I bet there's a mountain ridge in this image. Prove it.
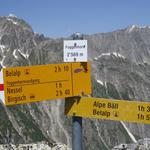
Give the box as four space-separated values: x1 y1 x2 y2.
0 15 150 149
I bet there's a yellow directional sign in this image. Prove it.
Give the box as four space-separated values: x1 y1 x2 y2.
65 97 150 124
2 62 91 105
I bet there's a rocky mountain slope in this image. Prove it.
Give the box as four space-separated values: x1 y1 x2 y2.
0 14 150 149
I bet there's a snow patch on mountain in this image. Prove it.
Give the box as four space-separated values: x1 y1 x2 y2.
120 121 137 143
0 45 5 49
94 52 125 60
112 52 125 58
0 44 6 54
13 49 29 59
0 56 6 68
13 49 19 59
127 24 150 33
113 144 128 149
7 18 18 25
18 49 29 58
97 79 104 86
127 25 137 33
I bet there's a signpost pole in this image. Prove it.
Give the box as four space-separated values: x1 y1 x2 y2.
72 33 83 150
72 115 82 150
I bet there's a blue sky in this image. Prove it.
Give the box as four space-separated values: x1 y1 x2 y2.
1 0 150 37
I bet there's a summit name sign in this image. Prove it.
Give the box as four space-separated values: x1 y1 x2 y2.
0 62 91 105
64 40 87 62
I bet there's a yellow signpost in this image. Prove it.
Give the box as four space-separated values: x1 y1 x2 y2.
65 97 150 124
2 62 91 105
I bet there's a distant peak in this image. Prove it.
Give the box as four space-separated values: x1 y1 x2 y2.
127 24 150 33
8 13 17 18
129 24 138 28
127 25 138 32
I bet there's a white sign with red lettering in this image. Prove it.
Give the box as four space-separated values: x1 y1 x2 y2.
0 70 4 103
63 40 87 62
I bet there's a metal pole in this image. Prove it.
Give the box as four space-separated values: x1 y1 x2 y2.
72 116 82 150
72 33 83 150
